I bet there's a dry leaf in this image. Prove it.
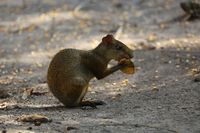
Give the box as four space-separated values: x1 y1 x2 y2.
0 102 20 110
139 42 156 50
147 33 157 42
17 114 52 124
122 79 129 85
22 88 33 100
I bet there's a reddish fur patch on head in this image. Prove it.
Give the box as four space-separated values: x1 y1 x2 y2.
102 34 114 44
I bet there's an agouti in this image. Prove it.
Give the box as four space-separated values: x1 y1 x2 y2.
47 34 134 108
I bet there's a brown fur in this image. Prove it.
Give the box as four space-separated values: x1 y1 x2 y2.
47 34 133 107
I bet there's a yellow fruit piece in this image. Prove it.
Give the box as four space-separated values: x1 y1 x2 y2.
120 60 135 74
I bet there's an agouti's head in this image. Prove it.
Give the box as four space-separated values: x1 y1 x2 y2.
100 34 133 61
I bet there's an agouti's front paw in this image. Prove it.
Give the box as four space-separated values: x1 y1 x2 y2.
119 59 130 66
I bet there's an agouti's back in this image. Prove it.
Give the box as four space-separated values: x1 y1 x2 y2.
47 49 94 106
48 49 80 88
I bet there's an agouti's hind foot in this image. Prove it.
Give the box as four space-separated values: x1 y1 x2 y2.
80 100 106 110
92 100 106 105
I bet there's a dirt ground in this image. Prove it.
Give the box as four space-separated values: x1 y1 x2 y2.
0 0 200 133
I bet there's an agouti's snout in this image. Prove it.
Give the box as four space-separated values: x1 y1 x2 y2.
124 47 134 59
128 52 133 58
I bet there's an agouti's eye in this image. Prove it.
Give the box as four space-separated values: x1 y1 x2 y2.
116 45 122 50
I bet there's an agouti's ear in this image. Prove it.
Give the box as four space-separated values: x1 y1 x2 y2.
102 34 113 44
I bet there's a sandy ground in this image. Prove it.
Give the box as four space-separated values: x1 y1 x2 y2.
0 0 200 133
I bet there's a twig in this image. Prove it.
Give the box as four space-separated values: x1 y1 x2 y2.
114 24 124 40
49 17 56 39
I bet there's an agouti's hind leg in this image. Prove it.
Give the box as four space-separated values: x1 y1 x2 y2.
80 100 106 109
70 77 106 109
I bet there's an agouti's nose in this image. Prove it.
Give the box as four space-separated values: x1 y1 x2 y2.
128 48 134 58
128 50 134 58
125 47 133 58
129 53 133 58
